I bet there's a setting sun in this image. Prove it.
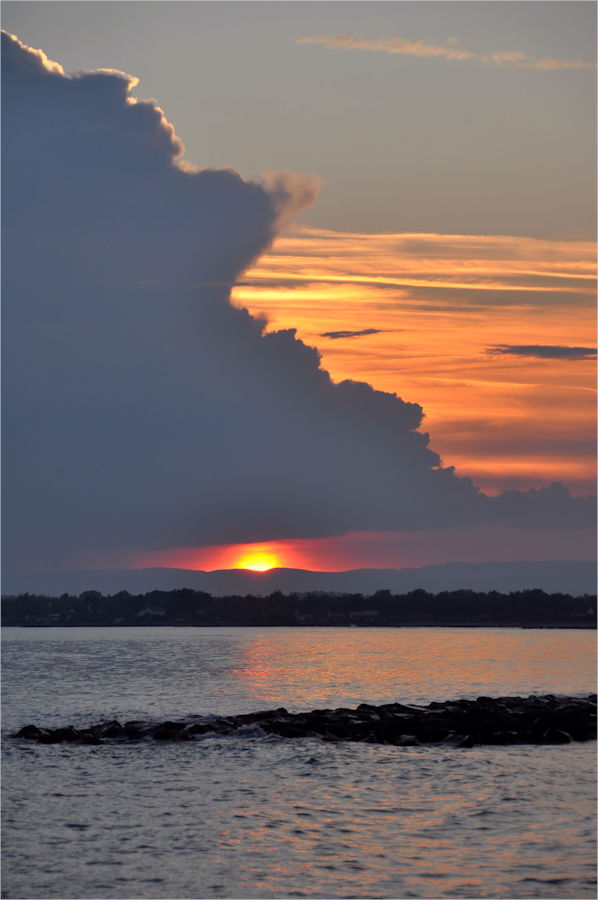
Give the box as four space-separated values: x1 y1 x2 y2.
235 551 280 572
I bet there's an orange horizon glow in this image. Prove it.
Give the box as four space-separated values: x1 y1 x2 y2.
131 524 597 574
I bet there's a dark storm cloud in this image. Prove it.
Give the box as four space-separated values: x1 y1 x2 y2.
487 345 597 361
2 32 595 572
481 482 596 529
320 329 384 339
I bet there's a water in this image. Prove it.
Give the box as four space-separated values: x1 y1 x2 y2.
2 626 596 899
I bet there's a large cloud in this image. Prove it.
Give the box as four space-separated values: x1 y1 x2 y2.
2 32 595 573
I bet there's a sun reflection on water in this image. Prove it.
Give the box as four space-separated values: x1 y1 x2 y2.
228 627 596 710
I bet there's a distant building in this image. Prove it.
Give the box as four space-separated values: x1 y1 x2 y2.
136 606 166 618
350 610 380 619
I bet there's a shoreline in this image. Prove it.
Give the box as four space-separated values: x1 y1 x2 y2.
5 620 596 629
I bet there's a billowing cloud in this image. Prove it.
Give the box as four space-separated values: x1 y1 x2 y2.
487 345 597 361
259 169 326 233
2 32 595 575
297 33 597 71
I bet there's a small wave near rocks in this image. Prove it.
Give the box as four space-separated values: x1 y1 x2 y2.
13 694 597 748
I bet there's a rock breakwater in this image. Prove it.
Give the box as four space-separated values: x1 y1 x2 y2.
13 694 596 748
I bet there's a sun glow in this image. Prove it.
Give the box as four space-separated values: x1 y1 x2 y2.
235 551 280 571
131 523 597 575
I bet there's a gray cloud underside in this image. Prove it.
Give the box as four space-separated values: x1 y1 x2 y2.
320 329 384 340
2 32 595 572
487 345 597 360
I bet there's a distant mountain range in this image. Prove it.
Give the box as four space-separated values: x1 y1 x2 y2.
2 561 596 598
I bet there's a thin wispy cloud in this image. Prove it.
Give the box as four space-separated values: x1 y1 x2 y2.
297 34 596 71
487 345 597 361
320 328 383 340
241 227 597 300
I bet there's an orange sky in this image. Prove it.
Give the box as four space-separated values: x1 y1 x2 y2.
232 227 596 496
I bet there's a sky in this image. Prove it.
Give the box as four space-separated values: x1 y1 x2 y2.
2 2 596 576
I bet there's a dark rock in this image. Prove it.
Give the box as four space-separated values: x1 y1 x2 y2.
91 720 123 739
54 726 83 742
300 716 330 734
487 731 517 745
122 724 144 739
531 718 551 741
38 726 82 743
440 733 474 748
14 724 45 739
325 724 351 740
543 727 572 744
275 724 310 739
152 728 179 741
395 734 420 746
38 731 64 744
235 711 269 724
11 693 596 749
151 721 190 741
187 723 211 735
564 722 591 741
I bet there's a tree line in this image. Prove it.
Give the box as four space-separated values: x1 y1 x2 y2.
1 587 595 627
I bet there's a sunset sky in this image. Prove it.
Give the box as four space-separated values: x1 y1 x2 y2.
2 2 596 577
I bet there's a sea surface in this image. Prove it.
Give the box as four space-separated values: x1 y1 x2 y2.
1 626 596 900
